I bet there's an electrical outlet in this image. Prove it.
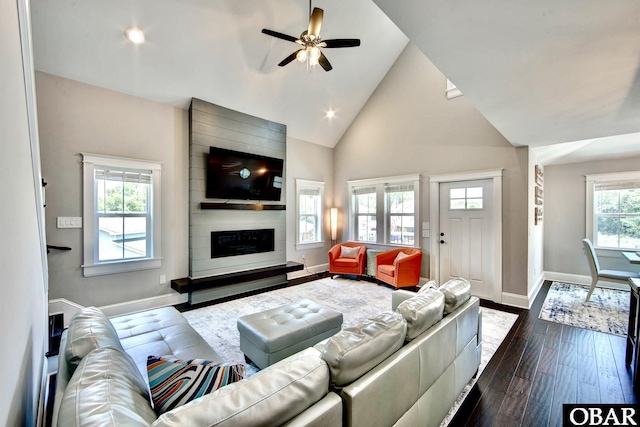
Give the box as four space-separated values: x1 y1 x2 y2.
159 274 166 284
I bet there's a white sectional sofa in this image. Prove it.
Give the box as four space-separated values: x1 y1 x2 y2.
51 278 481 427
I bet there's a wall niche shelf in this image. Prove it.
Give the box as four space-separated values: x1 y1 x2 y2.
200 203 286 211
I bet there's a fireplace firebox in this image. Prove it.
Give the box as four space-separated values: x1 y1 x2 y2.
211 229 275 258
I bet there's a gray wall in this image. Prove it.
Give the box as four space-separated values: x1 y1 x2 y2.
544 155 640 275
188 99 286 279
286 136 335 269
334 43 530 296
36 72 189 307
1 3 48 424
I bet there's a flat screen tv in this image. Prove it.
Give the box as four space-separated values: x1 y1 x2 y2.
206 147 284 201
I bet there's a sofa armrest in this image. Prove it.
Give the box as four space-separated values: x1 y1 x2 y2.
391 289 417 311
328 244 341 262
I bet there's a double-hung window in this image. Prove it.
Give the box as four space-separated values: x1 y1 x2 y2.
82 153 162 277
354 186 377 242
296 179 324 248
586 172 640 250
348 174 420 246
386 183 415 245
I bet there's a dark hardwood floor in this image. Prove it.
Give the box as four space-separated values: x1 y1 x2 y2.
450 281 637 427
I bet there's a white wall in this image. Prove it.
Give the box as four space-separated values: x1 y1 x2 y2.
544 155 640 276
528 152 544 298
333 43 530 297
286 136 334 272
36 72 189 308
1 1 48 424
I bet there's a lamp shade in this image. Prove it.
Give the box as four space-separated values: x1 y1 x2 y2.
330 208 338 241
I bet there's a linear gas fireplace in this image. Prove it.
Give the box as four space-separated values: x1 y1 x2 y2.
211 229 275 259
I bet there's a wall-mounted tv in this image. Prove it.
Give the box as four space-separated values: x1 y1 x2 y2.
206 147 284 201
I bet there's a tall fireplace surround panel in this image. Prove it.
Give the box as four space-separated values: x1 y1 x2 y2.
188 98 287 281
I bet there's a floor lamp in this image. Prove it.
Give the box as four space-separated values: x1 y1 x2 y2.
330 208 338 246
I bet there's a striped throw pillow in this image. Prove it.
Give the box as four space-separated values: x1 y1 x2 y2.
147 356 244 414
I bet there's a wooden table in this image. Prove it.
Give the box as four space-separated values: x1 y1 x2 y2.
622 251 640 264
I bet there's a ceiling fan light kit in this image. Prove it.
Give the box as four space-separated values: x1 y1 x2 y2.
262 7 360 72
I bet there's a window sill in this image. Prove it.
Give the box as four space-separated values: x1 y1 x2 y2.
350 241 421 250
82 257 162 277
295 241 325 250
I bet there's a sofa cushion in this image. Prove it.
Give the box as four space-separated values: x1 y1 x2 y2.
417 280 439 294
333 258 358 267
57 346 157 427
396 288 445 340
378 264 396 277
439 278 472 314
320 311 407 387
147 356 244 415
64 306 124 376
110 306 224 380
152 353 329 427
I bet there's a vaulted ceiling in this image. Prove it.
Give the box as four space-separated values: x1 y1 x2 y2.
30 0 640 163
30 0 408 148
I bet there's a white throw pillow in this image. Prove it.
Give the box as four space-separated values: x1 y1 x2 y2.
393 251 409 264
340 246 360 259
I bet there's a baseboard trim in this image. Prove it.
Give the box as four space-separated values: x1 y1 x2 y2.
49 293 189 323
287 263 328 280
501 292 530 309
99 293 188 317
542 271 629 292
527 275 546 308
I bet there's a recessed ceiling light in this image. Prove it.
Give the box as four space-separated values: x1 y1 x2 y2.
326 109 335 119
125 27 145 44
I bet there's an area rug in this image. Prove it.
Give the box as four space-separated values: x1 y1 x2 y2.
182 277 518 426
538 281 630 336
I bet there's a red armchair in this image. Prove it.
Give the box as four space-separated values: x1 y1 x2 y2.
375 248 422 289
328 242 367 279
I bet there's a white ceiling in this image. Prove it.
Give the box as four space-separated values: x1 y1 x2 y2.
373 0 640 163
30 0 640 163
29 0 408 148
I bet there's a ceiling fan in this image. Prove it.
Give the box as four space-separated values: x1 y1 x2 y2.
261 5 361 72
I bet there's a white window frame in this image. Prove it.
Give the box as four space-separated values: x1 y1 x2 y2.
586 171 640 252
296 179 325 249
347 174 421 247
82 153 162 277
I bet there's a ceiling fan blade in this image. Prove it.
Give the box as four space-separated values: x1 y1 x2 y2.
262 29 298 43
318 51 332 72
322 39 361 48
278 50 302 67
308 8 323 40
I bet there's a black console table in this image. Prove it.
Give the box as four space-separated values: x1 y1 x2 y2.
627 277 640 397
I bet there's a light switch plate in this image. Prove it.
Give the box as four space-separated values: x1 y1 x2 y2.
57 217 82 228
422 229 430 238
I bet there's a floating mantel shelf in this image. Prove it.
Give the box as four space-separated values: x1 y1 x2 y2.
171 261 304 294
200 203 286 211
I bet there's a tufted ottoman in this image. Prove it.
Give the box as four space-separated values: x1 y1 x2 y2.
237 299 343 369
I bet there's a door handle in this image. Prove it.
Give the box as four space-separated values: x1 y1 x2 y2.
440 240 446 244
440 232 444 236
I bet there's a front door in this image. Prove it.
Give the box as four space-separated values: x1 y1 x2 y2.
439 179 494 299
